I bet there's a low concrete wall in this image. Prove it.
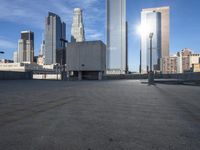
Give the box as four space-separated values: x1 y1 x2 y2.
33 74 61 80
155 72 200 81
103 72 200 81
103 74 148 80
0 71 33 80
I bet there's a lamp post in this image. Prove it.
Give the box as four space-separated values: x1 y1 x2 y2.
148 33 154 85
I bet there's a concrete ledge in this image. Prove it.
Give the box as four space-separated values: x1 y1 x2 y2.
0 71 33 80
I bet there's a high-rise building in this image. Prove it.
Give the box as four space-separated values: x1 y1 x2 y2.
44 12 66 65
71 8 85 42
40 40 45 56
107 0 126 74
13 51 18 63
140 6 170 73
17 31 34 63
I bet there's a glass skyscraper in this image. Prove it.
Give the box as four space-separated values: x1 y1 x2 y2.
107 0 126 74
44 12 66 65
140 7 170 74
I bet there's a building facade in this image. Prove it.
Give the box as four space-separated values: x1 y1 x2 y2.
17 31 34 63
160 48 200 74
107 0 126 74
140 6 170 74
141 11 162 73
44 12 66 65
13 51 18 63
71 8 85 42
160 56 177 74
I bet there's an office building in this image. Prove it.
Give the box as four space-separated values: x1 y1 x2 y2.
160 56 177 74
107 0 127 74
71 8 85 42
160 48 200 74
44 12 66 65
177 48 192 73
13 51 18 63
17 31 34 63
40 40 45 56
140 6 170 73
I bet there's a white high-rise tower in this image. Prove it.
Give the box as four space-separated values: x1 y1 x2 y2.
71 8 85 42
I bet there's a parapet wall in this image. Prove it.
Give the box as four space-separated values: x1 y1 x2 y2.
0 71 33 80
103 72 200 81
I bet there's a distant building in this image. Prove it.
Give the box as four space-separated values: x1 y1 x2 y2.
192 64 200 72
56 48 66 65
33 56 38 63
177 48 192 73
140 6 170 74
18 31 34 63
0 59 13 64
40 40 45 56
0 63 43 72
44 12 66 65
160 48 200 74
71 8 85 42
107 0 127 74
66 41 106 80
160 56 177 74
13 51 18 63
37 55 44 66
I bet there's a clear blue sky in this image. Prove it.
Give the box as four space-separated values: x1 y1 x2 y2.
0 0 200 72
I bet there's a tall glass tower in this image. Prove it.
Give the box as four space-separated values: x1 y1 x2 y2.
44 12 66 65
140 7 169 74
107 0 126 74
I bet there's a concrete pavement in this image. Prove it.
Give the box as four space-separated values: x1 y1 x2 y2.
0 80 200 150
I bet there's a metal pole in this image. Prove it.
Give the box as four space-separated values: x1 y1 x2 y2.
150 36 153 71
148 33 154 85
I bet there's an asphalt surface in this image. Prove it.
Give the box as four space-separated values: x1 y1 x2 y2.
0 80 200 150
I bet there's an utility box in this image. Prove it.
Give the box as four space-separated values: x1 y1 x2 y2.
66 41 106 80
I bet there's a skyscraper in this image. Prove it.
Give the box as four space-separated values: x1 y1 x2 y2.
107 0 126 74
140 7 170 73
44 12 66 65
71 8 85 42
13 51 18 63
40 40 45 56
17 31 34 63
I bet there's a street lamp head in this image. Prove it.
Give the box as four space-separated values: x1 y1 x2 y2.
0 51 5 54
149 33 154 39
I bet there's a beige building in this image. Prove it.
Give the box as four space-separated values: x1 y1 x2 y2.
160 48 200 74
192 64 200 72
142 6 170 57
0 63 43 72
160 56 177 74
37 55 44 66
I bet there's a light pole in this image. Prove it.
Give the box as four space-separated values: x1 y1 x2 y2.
148 33 154 85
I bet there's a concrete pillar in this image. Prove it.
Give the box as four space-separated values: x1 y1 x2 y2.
98 72 103 80
78 71 82 81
